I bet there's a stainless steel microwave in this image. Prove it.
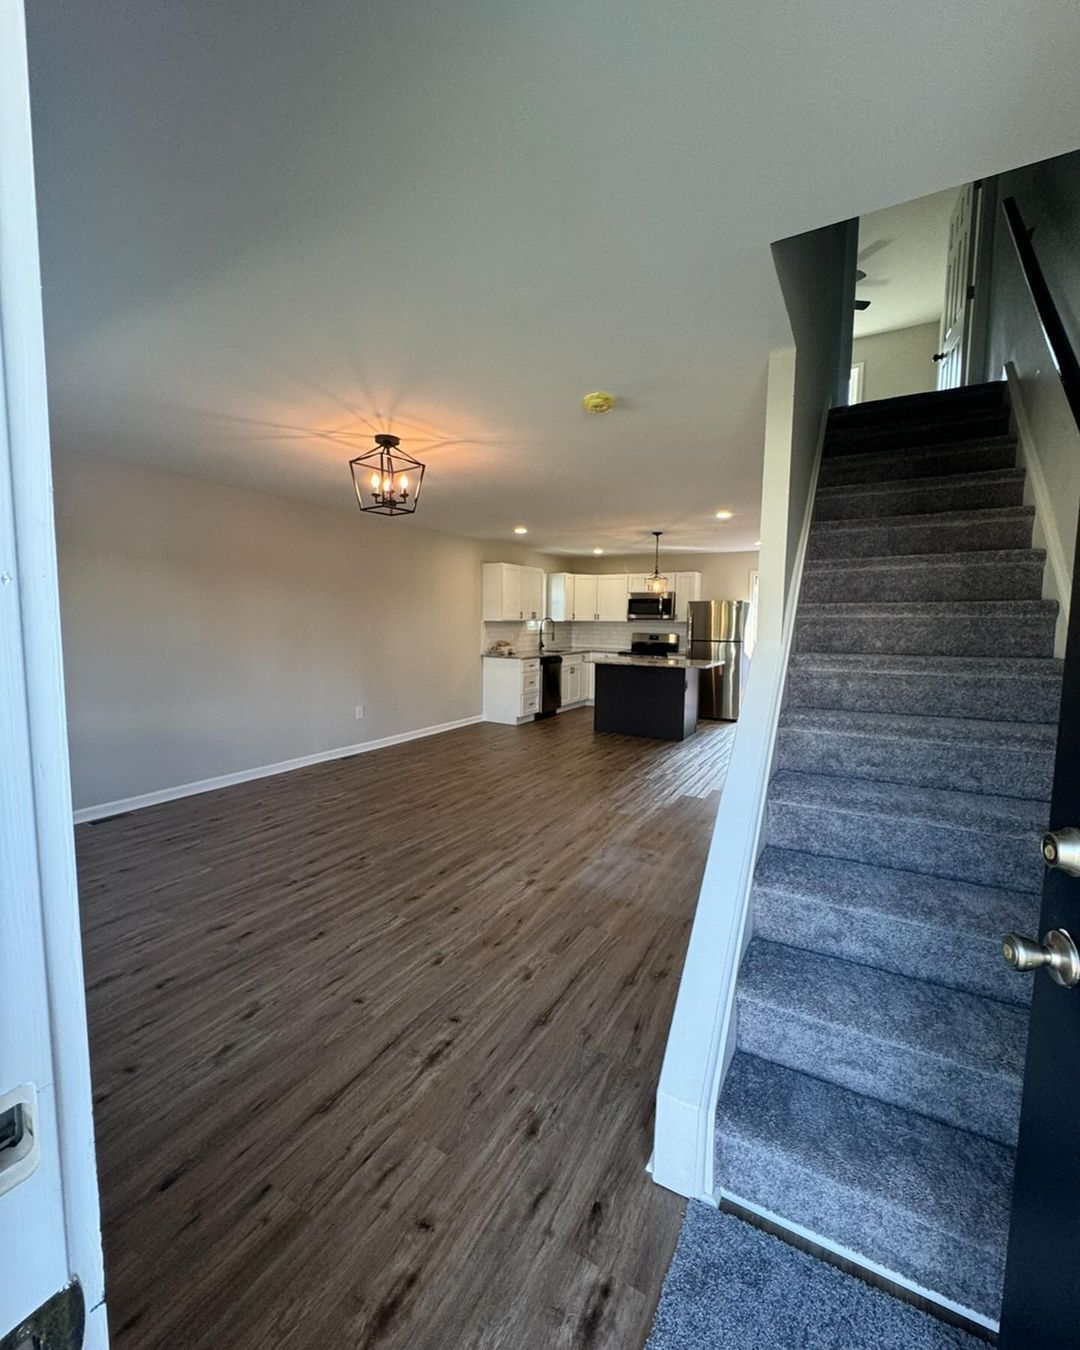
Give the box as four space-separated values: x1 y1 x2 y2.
627 592 675 621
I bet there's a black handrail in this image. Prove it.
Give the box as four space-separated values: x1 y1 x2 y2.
1002 195 1080 433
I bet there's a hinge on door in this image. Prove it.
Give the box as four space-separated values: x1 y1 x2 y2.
0 1283 84 1350
967 284 976 301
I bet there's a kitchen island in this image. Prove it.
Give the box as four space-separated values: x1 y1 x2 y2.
590 653 724 742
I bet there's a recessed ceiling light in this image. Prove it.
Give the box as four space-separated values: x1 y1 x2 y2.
715 510 733 520
514 526 528 534
592 547 603 555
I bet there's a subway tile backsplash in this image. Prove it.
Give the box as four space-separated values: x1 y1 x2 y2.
482 619 688 656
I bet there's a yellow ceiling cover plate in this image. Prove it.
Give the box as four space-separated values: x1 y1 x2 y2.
582 391 615 414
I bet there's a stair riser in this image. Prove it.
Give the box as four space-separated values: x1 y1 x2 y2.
818 440 1017 488
785 669 1063 724
824 411 1012 458
776 727 1054 799
815 475 1024 522
713 1130 1006 1318
753 885 1031 1006
766 799 1044 893
737 989 1021 1146
801 558 1044 604
808 513 1034 560
793 612 1056 658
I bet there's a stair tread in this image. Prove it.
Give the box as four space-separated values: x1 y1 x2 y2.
797 598 1056 617
816 467 1024 500
810 504 1033 534
715 1052 1013 1318
822 433 1016 470
803 547 1043 573
780 706 1057 749
754 846 1036 952
738 938 1026 1087
828 382 1007 424
769 769 1048 835
789 652 1062 678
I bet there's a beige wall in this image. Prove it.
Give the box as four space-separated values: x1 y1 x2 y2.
564 551 759 602
54 453 556 810
851 321 938 403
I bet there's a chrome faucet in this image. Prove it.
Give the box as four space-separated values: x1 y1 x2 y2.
538 617 556 653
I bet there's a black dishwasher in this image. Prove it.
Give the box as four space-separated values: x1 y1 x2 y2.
536 654 562 719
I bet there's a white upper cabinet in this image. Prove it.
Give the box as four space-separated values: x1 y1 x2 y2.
483 563 545 620
547 572 573 622
673 571 702 622
596 574 629 621
482 563 523 620
627 573 649 593
571 574 598 621
521 566 544 620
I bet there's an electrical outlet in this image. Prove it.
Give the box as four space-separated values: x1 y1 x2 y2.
354 705 364 720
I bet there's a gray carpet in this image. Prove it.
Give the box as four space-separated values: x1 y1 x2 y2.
645 1203 984 1349
708 380 1061 1321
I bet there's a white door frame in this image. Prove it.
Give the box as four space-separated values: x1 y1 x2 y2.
1 1 107 1343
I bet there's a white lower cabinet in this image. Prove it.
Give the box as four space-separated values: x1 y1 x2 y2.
561 657 584 705
483 657 541 724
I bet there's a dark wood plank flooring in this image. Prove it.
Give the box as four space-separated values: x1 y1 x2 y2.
76 710 734 1349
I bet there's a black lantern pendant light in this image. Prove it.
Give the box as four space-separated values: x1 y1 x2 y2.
349 434 426 517
645 530 669 597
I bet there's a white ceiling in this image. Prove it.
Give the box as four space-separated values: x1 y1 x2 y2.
25 1 1080 556
854 188 958 339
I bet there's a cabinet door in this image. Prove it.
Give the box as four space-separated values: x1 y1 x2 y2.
502 565 524 619
547 572 570 622
572 574 598 621
522 567 544 619
596 574 629 622
563 661 580 703
627 573 649 593
586 657 596 700
673 571 702 622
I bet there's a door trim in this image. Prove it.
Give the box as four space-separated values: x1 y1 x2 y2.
0 1 106 1340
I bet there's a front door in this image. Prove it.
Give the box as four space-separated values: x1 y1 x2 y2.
998 507 1080 1347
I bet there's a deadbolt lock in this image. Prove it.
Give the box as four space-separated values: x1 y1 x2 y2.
1002 929 1080 987
1042 827 1080 877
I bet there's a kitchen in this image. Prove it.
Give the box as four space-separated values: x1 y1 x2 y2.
481 554 750 740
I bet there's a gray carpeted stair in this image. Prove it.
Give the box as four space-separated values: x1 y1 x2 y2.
752 848 1036 1005
776 708 1056 798
801 548 1046 602
711 381 1060 1325
736 939 1026 1145
715 1054 1014 1321
807 504 1036 560
794 598 1058 656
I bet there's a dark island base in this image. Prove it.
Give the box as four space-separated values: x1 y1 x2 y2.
593 663 700 741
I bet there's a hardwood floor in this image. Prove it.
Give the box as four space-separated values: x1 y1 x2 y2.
76 710 735 1349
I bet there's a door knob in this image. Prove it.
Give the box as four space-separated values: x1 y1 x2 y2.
932 352 947 361
1002 929 1080 987
1043 828 1080 877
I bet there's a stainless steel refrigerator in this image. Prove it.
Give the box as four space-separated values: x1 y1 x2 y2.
688 599 747 720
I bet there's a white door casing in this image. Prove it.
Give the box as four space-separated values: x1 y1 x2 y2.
937 184 976 391
0 1 106 1340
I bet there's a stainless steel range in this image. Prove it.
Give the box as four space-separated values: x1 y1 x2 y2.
618 632 681 658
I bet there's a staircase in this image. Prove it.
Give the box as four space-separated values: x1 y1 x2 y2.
712 381 1063 1326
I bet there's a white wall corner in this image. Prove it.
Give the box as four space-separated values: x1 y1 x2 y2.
651 363 826 1202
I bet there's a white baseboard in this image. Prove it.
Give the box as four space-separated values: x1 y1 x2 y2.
72 716 485 824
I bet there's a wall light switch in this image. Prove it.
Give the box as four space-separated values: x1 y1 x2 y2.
354 705 364 720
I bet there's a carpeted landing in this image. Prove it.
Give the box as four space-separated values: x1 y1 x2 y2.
645 1203 984 1350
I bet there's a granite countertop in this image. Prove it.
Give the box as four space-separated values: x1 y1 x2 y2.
482 648 613 660
590 653 725 669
